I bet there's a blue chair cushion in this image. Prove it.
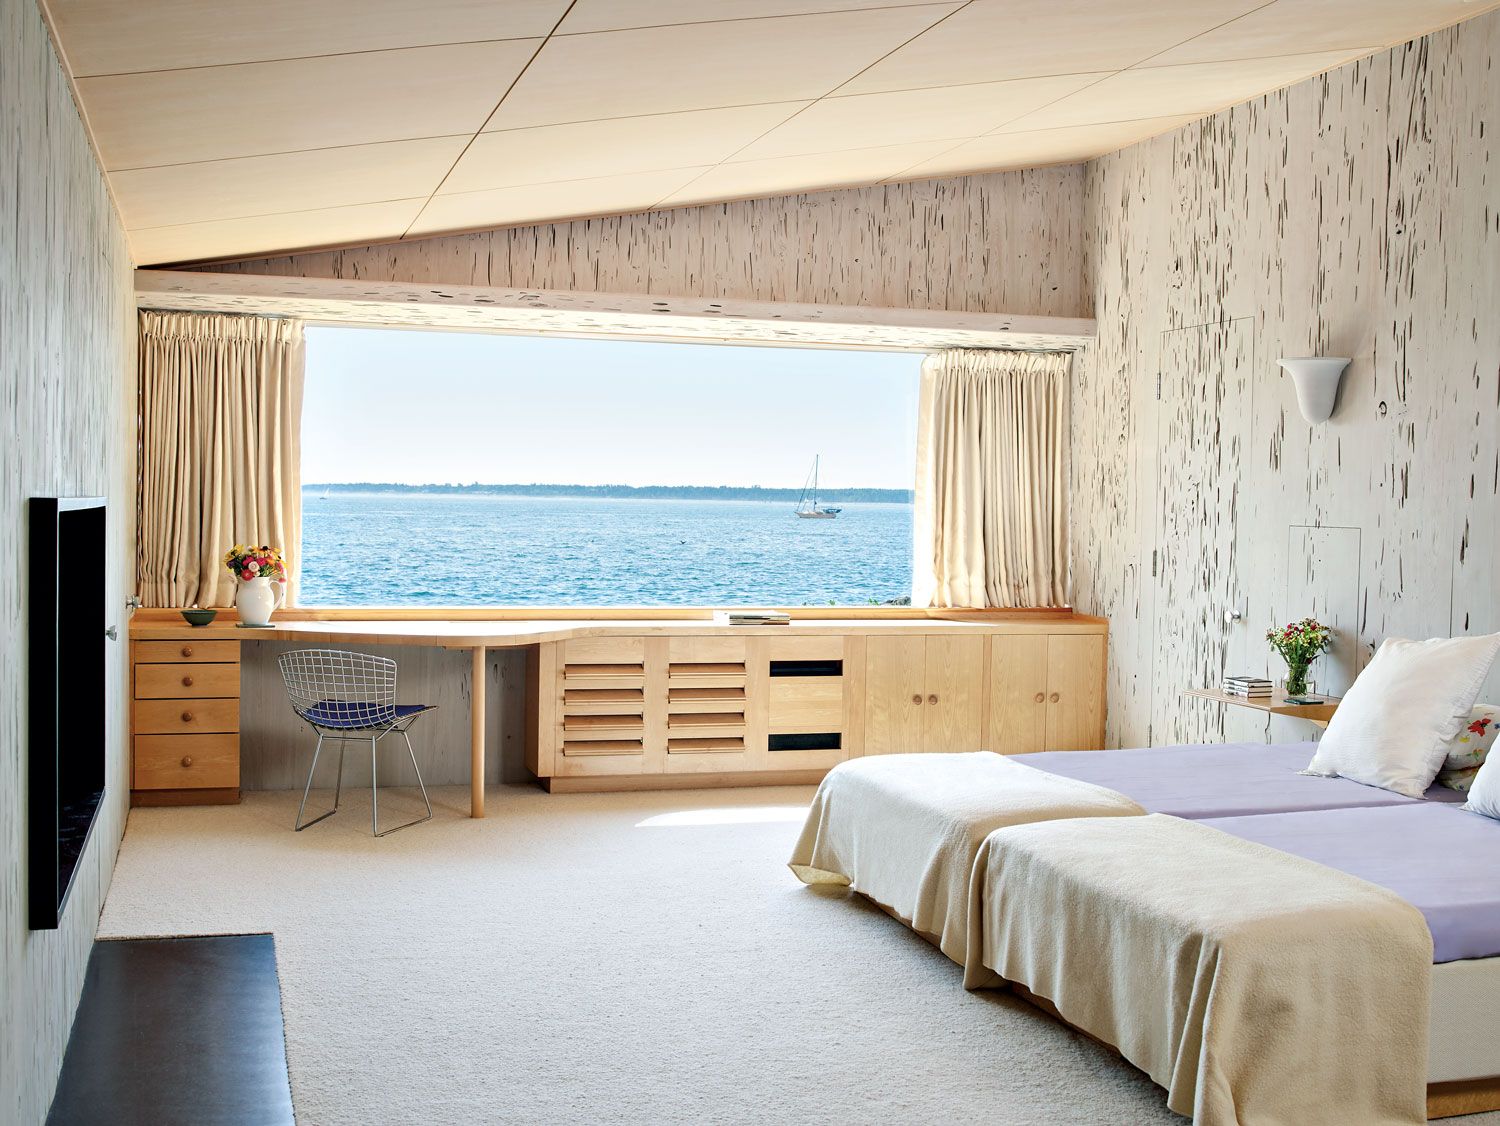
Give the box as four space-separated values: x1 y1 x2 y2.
304 700 432 729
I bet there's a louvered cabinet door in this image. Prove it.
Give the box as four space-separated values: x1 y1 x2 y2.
554 637 653 777
665 637 749 773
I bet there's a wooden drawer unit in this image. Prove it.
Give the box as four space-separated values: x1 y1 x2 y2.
134 662 241 699
764 636 849 769
133 639 240 663
131 638 241 805
133 734 240 790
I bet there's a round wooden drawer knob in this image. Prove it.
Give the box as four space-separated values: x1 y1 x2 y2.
1034 692 1046 704
927 694 938 705
180 645 193 657
181 675 194 687
180 710 194 723
911 694 923 705
180 756 193 768
1050 693 1061 703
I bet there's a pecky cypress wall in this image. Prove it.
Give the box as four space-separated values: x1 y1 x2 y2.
2 0 136 1119
1074 10 1500 749
200 9 1500 763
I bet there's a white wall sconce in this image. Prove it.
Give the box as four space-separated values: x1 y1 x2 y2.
1278 357 1351 424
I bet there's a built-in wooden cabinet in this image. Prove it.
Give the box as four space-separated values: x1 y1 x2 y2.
131 639 241 805
862 635 985 755
987 633 1106 754
529 618 1107 790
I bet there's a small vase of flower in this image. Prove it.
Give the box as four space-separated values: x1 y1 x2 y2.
225 544 287 627
1265 617 1332 698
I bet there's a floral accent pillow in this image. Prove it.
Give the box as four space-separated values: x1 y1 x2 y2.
1437 704 1499 791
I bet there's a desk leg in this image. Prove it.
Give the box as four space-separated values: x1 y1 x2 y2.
471 646 486 818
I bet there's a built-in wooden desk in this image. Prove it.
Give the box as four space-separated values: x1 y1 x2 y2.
130 611 1109 811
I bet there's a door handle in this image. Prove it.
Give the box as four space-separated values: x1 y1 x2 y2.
927 694 938 705
1033 692 1045 704
1049 692 1061 703
911 694 923 706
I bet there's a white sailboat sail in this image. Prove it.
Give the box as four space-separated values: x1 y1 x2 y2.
795 456 841 519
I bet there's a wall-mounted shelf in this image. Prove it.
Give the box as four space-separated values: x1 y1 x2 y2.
1184 688 1339 728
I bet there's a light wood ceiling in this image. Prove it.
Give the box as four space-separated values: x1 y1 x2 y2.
43 0 1500 266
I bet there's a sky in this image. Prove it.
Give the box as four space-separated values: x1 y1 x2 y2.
302 327 921 490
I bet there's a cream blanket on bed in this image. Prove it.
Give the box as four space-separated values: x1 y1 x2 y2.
788 753 1145 964
965 813 1433 1126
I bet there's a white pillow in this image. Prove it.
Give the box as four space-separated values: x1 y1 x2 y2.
1467 752 1500 820
1305 634 1500 798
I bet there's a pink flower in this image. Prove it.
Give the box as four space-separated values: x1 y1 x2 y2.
242 569 253 580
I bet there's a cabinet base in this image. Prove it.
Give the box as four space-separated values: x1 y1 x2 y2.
131 787 241 807
538 769 829 794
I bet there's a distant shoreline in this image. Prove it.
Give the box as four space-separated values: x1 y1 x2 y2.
304 482 915 503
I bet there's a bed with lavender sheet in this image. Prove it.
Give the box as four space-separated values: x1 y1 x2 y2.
1197 802 1500 963
1014 741 1464 819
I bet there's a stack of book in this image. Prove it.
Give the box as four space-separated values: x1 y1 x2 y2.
715 610 790 626
1222 676 1274 698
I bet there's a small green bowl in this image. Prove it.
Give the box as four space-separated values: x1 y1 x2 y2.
180 608 218 627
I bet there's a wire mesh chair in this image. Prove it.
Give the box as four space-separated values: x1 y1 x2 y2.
278 649 435 837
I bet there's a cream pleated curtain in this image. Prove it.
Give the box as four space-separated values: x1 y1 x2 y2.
137 311 305 607
913 348 1071 608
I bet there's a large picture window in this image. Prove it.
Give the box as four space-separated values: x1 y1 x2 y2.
300 327 919 607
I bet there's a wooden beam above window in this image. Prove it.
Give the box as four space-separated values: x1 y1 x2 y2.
134 270 1094 354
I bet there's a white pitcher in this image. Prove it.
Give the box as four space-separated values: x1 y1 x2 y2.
236 575 286 627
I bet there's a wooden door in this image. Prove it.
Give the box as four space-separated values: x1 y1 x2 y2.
1045 634 1107 751
987 634 1049 754
921 635 985 752
862 636 926 755
1151 320 1252 744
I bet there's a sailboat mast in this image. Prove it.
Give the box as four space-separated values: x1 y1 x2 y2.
812 455 819 506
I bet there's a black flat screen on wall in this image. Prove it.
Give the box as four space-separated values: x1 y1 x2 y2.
30 496 107 930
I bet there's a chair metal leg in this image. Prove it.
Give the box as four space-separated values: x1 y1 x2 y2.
369 727 434 837
370 736 379 837
295 732 340 831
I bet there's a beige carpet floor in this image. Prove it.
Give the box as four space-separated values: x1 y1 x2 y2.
100 785 1487 1126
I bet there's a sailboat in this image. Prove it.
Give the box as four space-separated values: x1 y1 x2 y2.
795 456 842 519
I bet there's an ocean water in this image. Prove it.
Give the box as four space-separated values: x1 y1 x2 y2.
300 493 913 606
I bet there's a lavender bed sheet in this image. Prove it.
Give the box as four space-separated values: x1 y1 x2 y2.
1014 742 1464 819
1199 803 1500 962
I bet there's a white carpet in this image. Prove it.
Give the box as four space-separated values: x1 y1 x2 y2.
99 785 1485 1126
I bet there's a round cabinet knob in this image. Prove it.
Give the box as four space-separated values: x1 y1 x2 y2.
181 675 194 687
180 646 193 658
927 694 938 705
180 710 194 723
180 756 193 768
911 694 923 705
1034 692 1046 704
1049 692 1061 704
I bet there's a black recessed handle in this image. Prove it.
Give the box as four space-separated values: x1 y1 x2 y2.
769 732 842 752
768 660 843 678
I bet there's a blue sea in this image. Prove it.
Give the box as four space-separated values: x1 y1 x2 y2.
300 493 914 606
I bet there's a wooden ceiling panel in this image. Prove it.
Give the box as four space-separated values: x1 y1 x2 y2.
735 74 1107 161
658 142 958 209
1008 51 1369 132
80 40 539 170
409 168 709 237
1152 0 1500 66
42 0 1497 262
449 105 806 193
483 6 960 131
894 116 1204 180
838 0 1264 94
46 0 568 76
112 137 470 229
130 199 426 266
558 0 955 36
